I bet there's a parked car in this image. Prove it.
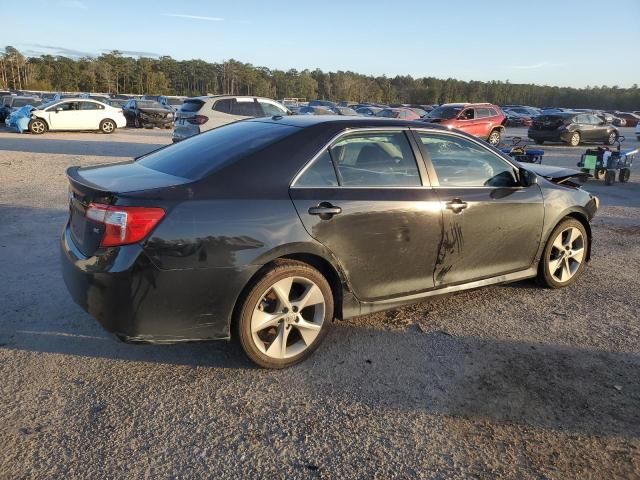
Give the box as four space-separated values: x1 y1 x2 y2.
106 98 128 108
337 101 359 108
613 112 640 128
375 108 421 120
122 99 175 129
420 103 506 146
504 110 532 127
503 106 541 117
0 96 42 122
5 105 36 132
330 106 359 116
355 106 383 117
528 112 619 146
173 95 289 142
28 99 126 134
299 106 334 115
309 99 336 108
158 95 187 112
61 116 599 368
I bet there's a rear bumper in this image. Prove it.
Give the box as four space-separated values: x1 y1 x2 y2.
528 129 572 143
60 225 254 343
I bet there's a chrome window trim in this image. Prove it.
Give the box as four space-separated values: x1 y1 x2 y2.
289 126 421 188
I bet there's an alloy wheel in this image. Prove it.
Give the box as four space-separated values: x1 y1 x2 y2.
488 130 501 145
570 133 580 146
251 276 325 359
608 132 616 145
102 121 115 133
31 120 46 134
548 227 585 283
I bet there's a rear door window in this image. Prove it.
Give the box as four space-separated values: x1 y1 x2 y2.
213 99 232 113
328 131 421 187
137 120 299 180
231 98 261 117
294 150 338 187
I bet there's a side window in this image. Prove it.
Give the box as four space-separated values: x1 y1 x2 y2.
476 108 491 118
259 100 287 117
58 102 76 111
329 131 421 187
294 150 338 187
231 99 261 117
460 109 475 120
213 99 232 113
80 102 101 110
488 108 498 116
418 133 518 187
576 114 589 124
589 114 603 125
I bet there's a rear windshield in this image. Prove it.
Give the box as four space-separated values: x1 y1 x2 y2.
427 106 463 119
137 120 299 180
167 98 184 105
181 99 205 112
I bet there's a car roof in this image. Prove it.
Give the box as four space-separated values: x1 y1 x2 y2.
250 115 450 130
440 102 496 108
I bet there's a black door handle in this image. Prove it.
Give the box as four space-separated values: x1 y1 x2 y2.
308 202 342 219
445 199 468 214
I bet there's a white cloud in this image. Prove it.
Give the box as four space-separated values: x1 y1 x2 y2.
58 0 87 9
508 61 562 70
162 13 224 22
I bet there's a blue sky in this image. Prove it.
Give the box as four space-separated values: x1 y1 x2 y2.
3 0 639 88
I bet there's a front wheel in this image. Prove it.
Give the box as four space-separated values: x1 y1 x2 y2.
236 260 333 368
29 118 47 134
100 119 116 134
568 132 581 147
537 219 588 288
605 131 617 146
487 129 501 146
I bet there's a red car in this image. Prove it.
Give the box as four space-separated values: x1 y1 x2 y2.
375 107 421 120
420 103 507 145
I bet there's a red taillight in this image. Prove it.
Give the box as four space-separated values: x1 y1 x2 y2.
186 115 208 125
86 204 165 247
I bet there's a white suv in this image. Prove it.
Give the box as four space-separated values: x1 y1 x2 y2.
172 95 289 142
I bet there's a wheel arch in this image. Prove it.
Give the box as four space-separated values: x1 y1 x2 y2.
32 116 49 128
540 210 592 264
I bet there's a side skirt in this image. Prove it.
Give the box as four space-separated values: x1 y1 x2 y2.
353 267 538 317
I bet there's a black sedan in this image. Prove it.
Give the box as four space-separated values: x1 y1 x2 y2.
122 99 175 128
528 112 619 146
61 116 599 368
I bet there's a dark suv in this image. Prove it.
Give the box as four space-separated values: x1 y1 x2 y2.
528 113 619 146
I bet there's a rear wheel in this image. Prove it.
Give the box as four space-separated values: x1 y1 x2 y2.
99 119 116 134
29 118 47 135
488 129 501 146
619 168 630 183
605 131 617 145
605 170 616 185
236 260 333 369
568 132 581 147
537 219 588 288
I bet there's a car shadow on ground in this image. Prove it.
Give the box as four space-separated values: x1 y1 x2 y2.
0 136 166 158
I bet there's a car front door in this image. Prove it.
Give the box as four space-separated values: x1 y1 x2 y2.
48 101 79 130
455 108 480 136
589 114 609 141
289 129 443 301
414 130 544 286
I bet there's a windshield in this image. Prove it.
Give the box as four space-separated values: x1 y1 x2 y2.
137 120 299 180
427 106 462 119
39 100 57 110
137 101 163 108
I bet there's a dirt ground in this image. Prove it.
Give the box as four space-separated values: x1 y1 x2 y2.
1 126 639 479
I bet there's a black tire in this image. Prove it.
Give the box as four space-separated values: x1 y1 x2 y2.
487 129 501 146
537 218 589 289
534 139 544 145
29 118 47 135
568 132 581 147
605 131 617 146
235 259 333 369
605 170 616 185
99 119 116 134
594 169 607 180
619 168 630 183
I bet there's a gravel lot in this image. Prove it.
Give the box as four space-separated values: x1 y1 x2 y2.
1 126 639 479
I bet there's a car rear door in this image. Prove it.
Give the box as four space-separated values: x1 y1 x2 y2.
575 114 595 141
289 128 443 301
413 129 544 287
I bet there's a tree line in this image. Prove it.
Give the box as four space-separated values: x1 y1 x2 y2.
1 46 638 110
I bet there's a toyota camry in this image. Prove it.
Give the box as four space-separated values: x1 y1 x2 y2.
61 116 599 368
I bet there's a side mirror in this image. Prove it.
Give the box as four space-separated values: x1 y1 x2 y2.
519 168 538 187
55 107 63 112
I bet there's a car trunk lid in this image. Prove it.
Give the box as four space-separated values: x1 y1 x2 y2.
66 161 190 257
531 115 570 130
